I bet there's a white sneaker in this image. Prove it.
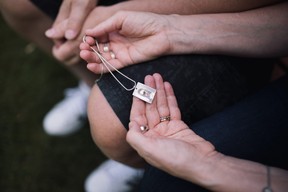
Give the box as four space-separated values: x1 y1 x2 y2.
84 160 144 192
43 81 90 136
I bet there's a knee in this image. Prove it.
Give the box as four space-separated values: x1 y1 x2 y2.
0 0 49 33
88 85 142 166
1 0 38 19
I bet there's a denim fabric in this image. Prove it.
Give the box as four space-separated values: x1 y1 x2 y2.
140 75 288 192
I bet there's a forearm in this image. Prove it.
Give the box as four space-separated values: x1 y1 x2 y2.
193 153 288 192
115 0 283 14
169 2 288 57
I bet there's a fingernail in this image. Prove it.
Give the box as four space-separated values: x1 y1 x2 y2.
45 28 55 37
65 30 76 40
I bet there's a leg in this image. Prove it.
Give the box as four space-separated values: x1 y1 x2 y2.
0 0 96 87
140 75 288 192
88 84 145 167
0 0 53 53
0 0 97 135
1 1 145 191
89 54 274 167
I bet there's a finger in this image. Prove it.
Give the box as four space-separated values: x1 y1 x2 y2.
46 0 70 39
127 121 168 167
127 121 151 152
52 41 78 63
79 47 102 63
79 42 93 51
164 82 181 120
153 73 170 121
52 46 81 66
53 0 70 26
130 91 147 127
80 37 106 64
45 19 68 39
144 75 160 129
86 63 104 74
82 35 110 54
82 35 97 46
65 1 94 39
85 11 127 37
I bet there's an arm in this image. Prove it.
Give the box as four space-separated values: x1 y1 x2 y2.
117 0 283 15
170 1 288 57
51 0 282 65
126 73 288 192
80 2 288 74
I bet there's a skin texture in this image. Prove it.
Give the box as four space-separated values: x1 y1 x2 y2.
45 0 98 65
1 0 285 168
126 73 288 192
79 2 288 167
80 2 288 74
49 0 283 66
47 0 98 40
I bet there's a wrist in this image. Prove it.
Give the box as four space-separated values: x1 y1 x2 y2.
163 14 192 55
165 14 214 55
186 152 226 189
203 155 268 192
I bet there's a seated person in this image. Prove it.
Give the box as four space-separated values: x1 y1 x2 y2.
80 1 287 166
127 73 288 191
80 2 288 191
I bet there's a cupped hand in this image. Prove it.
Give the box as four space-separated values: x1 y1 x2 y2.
80 11 172 74
46 0 97 40
126 73 216 179
45 5 118 65
44 0 97 65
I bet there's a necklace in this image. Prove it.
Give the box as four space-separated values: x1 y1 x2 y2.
83 35 156 103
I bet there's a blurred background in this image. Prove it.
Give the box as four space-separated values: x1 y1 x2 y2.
0 15 106 191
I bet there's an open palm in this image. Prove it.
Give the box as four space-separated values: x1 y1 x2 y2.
79 11 171 74
127 74 216 178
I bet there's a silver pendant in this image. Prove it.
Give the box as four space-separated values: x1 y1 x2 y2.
132 82 156 104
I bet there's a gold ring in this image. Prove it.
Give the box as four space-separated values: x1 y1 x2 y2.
160 115 170 122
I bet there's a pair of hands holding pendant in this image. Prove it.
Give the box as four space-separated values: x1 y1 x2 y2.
79 3 288 191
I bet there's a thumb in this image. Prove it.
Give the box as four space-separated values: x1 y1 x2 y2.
45 19 68 39
126 121 150 153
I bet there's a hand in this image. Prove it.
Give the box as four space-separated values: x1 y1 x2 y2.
46 0 97 40
45 0 97 65
80 11 173 74
126 73 216 180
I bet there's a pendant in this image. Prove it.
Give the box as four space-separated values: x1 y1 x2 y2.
132 82 156 104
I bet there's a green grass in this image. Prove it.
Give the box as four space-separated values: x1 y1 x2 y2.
0 16 106 192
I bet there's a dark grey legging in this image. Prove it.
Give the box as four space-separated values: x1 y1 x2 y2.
30 0 122 19
98 54 278 191
139 75 288 192
98 54 273 129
